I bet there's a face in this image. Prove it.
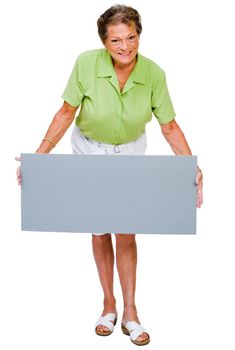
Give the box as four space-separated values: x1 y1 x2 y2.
104 22 140 67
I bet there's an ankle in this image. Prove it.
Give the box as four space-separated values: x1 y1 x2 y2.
104 296 116 307
124 303 137 310
122 304 139 323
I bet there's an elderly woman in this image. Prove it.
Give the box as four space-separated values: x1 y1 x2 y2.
16 4 203 347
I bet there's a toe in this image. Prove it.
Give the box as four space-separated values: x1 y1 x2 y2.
97 325 109 333
136 332 149 342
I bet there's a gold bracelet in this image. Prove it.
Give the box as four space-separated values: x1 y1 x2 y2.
43 137 56 147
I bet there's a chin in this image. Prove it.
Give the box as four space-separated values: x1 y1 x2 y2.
114 51 137 65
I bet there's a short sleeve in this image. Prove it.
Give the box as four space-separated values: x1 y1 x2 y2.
61 56 84 107
151 71 176 124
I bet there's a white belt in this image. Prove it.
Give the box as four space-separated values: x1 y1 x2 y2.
82 133 144 153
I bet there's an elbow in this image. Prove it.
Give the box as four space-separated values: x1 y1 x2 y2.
54 108 76 123
55 102 78 123
160 119 177 136
54 111 75 124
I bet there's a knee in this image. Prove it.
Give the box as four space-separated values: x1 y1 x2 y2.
115 233 136 245
92 233 111 241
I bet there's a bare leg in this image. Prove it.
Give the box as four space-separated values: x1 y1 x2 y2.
115 233 148 342
92 233 117 333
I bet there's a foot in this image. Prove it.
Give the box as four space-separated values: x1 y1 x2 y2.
122 305 149 343
95 312 117 336
96 299 117 334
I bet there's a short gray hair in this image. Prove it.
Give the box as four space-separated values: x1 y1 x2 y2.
97 4 142 43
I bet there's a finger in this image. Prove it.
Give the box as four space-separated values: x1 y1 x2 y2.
17 174 21 184
197 179 203 192
199 191 203 205
16 164 22 185
197 190 203 207
17 175 22 185
15 156 21 161
195 171 203 185
197 196 201 208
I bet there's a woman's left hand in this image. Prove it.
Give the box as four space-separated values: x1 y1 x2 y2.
195 165 203 208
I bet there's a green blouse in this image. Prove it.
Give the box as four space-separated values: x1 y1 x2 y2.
62 48 176 145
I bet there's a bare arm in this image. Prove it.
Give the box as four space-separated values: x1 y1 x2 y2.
15 101 78 185
36 101 79 153
160 119 203 208
160 119 192 155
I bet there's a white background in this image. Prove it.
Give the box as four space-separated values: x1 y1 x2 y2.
1 0 235 349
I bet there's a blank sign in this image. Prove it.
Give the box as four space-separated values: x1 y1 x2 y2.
21 153 197 234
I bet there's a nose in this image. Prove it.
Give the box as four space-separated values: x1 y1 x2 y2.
119 40 128 50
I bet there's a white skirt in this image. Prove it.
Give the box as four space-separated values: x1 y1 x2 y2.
70 125 147 235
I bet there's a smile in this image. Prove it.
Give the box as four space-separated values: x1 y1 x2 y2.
118 51 131 56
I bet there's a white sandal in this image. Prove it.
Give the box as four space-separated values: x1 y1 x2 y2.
95 312 118 336
121 320 150 346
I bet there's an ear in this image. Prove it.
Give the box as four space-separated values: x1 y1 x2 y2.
101 38 107 47
102 38 108 49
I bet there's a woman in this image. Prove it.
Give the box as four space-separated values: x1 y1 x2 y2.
16 4 203 346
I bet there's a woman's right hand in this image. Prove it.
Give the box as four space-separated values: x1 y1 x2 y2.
15 156 21 185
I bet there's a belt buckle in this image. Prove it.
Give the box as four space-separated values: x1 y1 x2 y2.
114 144 121 153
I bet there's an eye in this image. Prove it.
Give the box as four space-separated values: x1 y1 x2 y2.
111 39 118 43
129 35 136 40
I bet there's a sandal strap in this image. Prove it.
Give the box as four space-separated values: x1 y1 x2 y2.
95 313 117 331
124 321 148 341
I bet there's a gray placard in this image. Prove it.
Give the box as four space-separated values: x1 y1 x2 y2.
21 153 197 234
